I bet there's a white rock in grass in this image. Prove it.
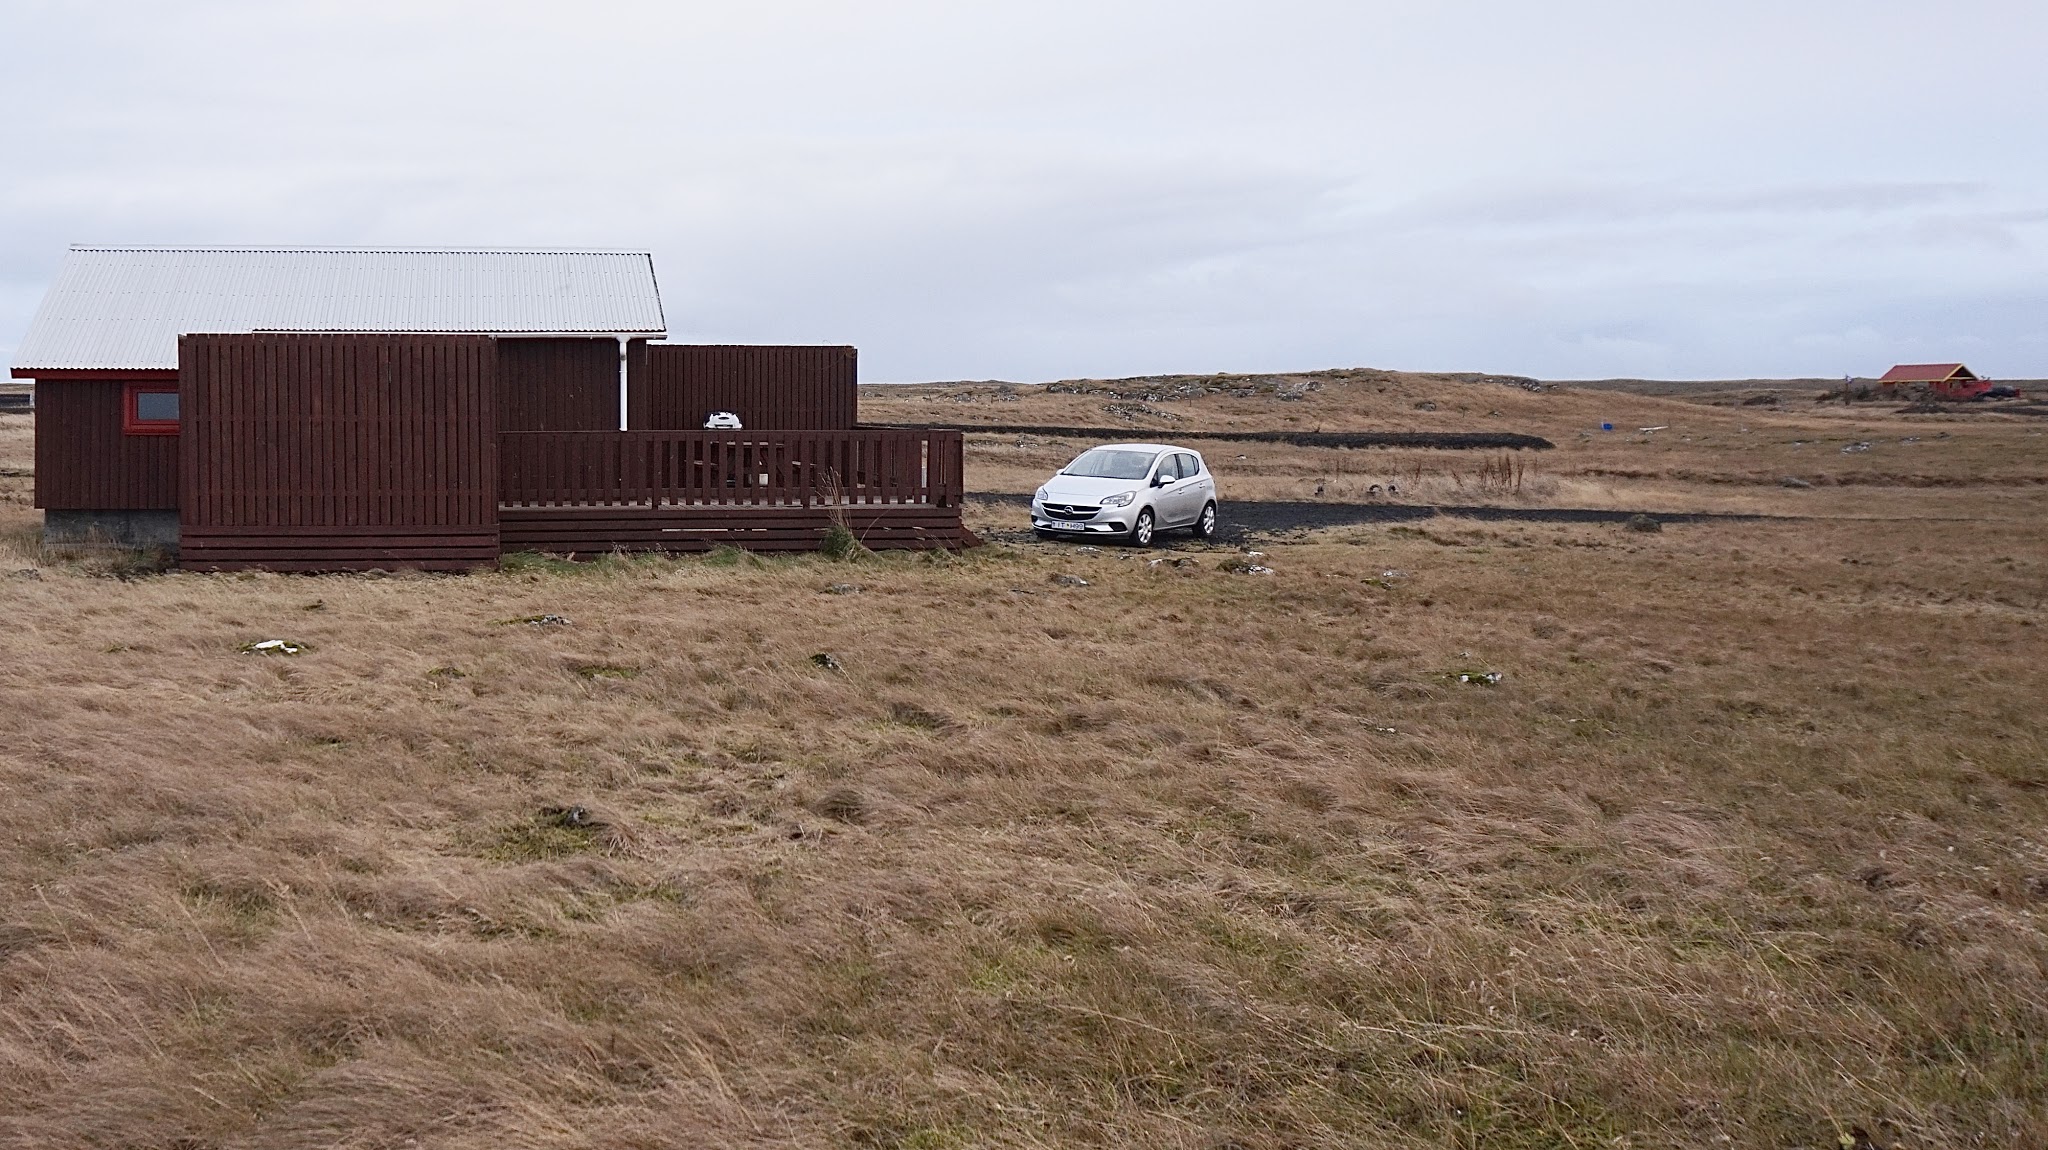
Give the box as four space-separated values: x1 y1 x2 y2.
240 638 308 655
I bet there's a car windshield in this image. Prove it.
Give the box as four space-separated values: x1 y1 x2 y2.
1062 448 1159 480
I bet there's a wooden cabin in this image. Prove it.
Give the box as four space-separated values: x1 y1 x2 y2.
10 247 964 569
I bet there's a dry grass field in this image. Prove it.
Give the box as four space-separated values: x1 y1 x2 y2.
863 369 2048 522
0 373 2044 1149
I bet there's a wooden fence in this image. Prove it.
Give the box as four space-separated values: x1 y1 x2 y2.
178 333 499 571
150 333 967 570
637 344 856 431
496 429 966 553
499 429 962 508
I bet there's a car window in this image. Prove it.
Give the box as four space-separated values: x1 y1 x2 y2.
1065 448 1159 480
1177 453 1200 478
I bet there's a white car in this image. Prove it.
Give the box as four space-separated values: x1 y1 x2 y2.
703 411 743 430
1032 443 1219 546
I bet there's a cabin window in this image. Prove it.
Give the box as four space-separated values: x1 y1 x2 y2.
124 385 179 435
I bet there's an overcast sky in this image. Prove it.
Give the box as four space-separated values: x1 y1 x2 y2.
3 0 2044 381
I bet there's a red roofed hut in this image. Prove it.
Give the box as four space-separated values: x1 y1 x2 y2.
1878 363 1989 400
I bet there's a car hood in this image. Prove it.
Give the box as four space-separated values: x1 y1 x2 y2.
1040 475 1148 502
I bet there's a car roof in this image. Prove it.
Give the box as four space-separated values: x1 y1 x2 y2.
1082 443 1198 454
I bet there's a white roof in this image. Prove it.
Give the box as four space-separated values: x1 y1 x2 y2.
12 246 668 371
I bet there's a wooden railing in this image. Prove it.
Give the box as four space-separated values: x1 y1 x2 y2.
499 429 963 508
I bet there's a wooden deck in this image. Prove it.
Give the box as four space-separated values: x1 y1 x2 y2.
175 406 967 569
495 429 968 554
163 334 964 571
498 429 961 509
499 504 966 553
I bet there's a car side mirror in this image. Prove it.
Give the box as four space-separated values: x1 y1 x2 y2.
1154 473 1176 487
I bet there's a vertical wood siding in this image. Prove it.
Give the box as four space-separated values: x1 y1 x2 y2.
177 334 498 570
497 337 636 431
635 345 857 431
31 379 180 509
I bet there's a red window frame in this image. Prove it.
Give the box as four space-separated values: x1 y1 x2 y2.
123 383 180 435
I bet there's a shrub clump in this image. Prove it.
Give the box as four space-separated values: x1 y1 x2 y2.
821 523 869 561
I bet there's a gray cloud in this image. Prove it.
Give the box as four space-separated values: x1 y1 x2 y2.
4 0 2044 380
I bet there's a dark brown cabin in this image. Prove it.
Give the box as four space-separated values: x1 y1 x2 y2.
11 246 964 569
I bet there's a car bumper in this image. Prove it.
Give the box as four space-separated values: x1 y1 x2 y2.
1031 502 1130 534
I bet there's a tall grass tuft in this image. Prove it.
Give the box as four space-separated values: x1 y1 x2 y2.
820 522 868 561
1475 451 1527 494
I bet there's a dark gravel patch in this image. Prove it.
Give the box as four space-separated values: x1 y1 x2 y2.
970 493 1776 545
872 423 1554 451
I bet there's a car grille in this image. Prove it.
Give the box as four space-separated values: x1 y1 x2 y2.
1040 503 1098 520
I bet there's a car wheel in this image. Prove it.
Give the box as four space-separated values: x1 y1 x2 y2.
1192 501 1217 540
1128 508 1155 547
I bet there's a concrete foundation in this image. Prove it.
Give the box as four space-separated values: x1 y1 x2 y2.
42 509 180 551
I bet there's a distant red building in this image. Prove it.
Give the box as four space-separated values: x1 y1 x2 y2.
1878 363 1990 400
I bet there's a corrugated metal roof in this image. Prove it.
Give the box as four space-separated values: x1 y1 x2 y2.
12 247 668 371
1879 362 1973 383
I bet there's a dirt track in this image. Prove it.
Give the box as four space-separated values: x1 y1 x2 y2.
969 493 1771 545
877 423 1554 450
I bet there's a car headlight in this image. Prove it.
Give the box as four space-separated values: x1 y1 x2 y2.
1034 488 1048 501
1099 491 1136 507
